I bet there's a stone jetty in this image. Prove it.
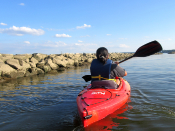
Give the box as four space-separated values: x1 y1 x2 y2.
0 53 133 83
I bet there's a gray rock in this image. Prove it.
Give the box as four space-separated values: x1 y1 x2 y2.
36 68 45 74
0 63 17 78
27 68 44 75
29 62 36 68
67 59 74 65
0 59 3 63
52 58 67 67
85 58 93 63
19 60 31 69
5 59 23 70
14 54 32 60
32 53 48 61
45 59 58 70
0 54 14 61
25 58 30 63
74 60 79 66
30 57 38 64
26 68 37 76
16 69 26 78
36 62 51 73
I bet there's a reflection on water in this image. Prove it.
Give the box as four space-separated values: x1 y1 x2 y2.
0 66 91 131
73 103 132 131
0 54 175 131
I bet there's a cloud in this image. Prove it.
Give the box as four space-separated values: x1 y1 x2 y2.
119 44 129 48
43 41 67 47
24 41 30 44
80 35 90 37
76 24 91 29
0 23 7 26
0 26 45 36
55 41 67 46
75 43 97 46
168 38 172 41
144 36 150 38
78 40 83 42
105 42 112 44
75 43 83 46
55 34 72 38
119 38 127 40
19 3 25 6
107 34 111 36
106 45 116 47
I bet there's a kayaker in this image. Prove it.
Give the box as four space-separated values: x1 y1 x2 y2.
90 47 127 86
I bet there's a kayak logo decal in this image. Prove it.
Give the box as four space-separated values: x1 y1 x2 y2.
91 92 105 95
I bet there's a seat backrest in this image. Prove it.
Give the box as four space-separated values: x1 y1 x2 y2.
91 80 118 89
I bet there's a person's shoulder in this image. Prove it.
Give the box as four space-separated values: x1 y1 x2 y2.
111 63 117 70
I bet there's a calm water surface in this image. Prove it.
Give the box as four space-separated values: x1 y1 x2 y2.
0 54 175 131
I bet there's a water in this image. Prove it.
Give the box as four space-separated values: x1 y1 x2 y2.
0 54 175 131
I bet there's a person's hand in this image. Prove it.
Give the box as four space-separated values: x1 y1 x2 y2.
115 61 119 65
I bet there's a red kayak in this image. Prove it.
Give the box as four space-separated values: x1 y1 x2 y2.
76 78 131 127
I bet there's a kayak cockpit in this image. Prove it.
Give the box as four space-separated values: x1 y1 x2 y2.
90 78 123 90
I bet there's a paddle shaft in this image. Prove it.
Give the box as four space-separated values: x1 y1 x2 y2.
119 56 133 64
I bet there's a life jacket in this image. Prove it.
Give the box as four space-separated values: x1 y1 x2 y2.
90 59 116 83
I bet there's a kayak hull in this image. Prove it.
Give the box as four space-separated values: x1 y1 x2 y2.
76 78 131 127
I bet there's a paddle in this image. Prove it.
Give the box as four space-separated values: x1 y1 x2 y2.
82 40 162 82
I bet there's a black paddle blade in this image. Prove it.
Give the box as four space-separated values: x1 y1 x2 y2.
82 75 91 82
134 40 163 57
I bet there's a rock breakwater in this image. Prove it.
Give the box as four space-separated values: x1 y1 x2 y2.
0 53 133 83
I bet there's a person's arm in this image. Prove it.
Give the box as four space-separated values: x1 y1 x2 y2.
114 61 127 76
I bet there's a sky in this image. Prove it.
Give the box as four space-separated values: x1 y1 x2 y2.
0 0 175 54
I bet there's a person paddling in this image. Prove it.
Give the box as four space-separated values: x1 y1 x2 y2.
90 47 127 86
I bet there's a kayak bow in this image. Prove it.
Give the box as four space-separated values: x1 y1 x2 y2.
76 78 131 127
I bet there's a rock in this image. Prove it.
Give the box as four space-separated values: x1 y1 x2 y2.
32 53 48 61
85 58 93 63
47 70 58 74
25 58 30 63
53 58 67 67
29 62 36 68
0 59 3 63
29 57 38 66
36 68 45 74
16 69 26 78
26 68 37 76
25 70 32 77
5 59 30 71
36 62 45 69
54 55 66 60
26 68 44 75
5 59 23 70
67 59 74 65
19 60 31 69
45 59 58 70
64 53 74 59
0 54 14 61
74 60 79 66
0 63 17 78
14 54 32 60
47 54 57 59
57 68 65 71
36 62 51 73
